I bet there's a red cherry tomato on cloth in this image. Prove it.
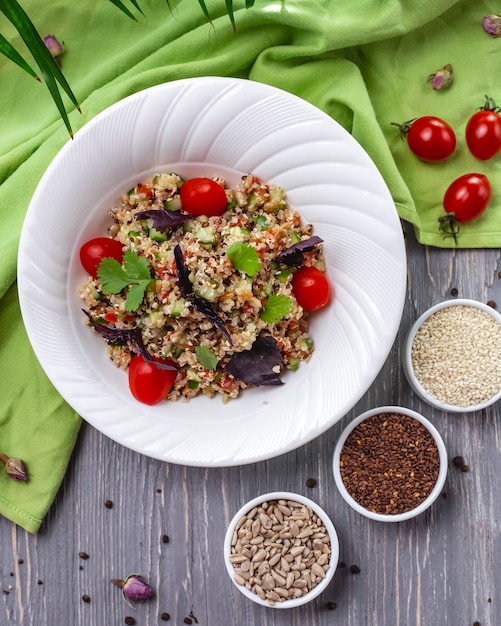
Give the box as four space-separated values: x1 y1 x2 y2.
128 355 177 405
393 116 456 162
292 266 331 312
80 237 124 279
179 178 228 216
465 97 501 160
439 173 492 240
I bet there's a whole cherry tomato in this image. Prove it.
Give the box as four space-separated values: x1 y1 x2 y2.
465 96 501 160
80 237 124 279
179 177 228 216
128 355 177 405
438 173 492 241
292 266 331 312
393 116 456 162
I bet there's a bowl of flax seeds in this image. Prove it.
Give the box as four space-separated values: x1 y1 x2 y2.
224 491 339 607
332 406 448 522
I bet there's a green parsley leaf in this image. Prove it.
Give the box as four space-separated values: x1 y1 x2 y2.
196 345 218 370
97 250 151 311
255 215 269 230
259 294 292 324
227 242 261 276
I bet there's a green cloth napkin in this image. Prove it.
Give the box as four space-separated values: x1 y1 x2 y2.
0 0 498 532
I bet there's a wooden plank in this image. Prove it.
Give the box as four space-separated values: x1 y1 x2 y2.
1 228 500 625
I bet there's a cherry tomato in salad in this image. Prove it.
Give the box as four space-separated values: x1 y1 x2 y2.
80 237 124 279
292 266 330 312
128 355 177 405
179 177 228 216
442 173 492 222
465 96 501 160
393 116 456 162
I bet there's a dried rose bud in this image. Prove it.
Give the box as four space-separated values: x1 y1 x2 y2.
43 35 64 65
111 575 152 607
427 64 453 91
482 15 501 37
0 454 28 482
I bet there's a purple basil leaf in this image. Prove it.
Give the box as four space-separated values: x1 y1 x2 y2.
276 235 323 267
135 208 195 231
83 309 140 344
190 294 232 344
173 245 232 344
82 310 176 371
225 335 283 386
174 244 193 296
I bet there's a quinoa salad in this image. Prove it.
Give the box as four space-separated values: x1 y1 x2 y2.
79 173 328 402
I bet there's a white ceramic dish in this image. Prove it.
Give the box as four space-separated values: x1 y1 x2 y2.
403 299 501 412
17 76 406 466
223 491 339 608
332 406 448 522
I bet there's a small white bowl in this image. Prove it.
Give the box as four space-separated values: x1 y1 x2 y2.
403 299 501 412
223 491 339 608
332 406 447 522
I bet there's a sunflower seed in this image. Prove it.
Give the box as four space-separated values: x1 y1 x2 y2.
228 499 332 606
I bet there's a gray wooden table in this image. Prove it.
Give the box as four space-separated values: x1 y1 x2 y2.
1 223 500 626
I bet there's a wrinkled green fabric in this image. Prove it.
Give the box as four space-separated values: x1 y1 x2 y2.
0 0 497 531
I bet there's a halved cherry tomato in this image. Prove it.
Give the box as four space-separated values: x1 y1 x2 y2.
128 355 177 405
179 177 228 216
466 97 501 161
393 116 456 162
80 237 124 279
292 266 331 312
443 173 492 222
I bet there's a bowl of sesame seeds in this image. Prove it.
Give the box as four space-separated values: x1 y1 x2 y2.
223 492 339 607
403 299 501 412
332 406 447 522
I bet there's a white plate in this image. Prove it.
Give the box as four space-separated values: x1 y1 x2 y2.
17 77 406 467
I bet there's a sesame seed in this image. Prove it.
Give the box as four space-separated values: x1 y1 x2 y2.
411 305 501 407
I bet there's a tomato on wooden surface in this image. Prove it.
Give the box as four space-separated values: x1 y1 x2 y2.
80 237 124 279
179 177 228 216
393 116 456 162
128 355 177 405
292 266 330 312
465 97 501 160
442 173 492 222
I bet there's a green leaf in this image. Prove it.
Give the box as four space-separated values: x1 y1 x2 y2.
227 242 261 277
0 0 80 137
107 0 139 20
196 345 218 370
123 249 151 280
97 251 151 311
196 0 213 23
125 281 150 311
255 215 269 230
0 34 39 79
225 0 236 30
259 294 292 323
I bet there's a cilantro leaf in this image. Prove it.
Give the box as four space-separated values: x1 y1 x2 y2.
227 242 261 276
259 294 292 323
97 250 151 311
196 345 218 370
